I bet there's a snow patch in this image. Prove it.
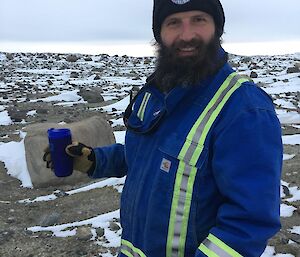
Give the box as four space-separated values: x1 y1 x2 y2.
282 134 300 145
261 246 295 257
280 204 297 217
0 135 32 188
27 210 121 248
0 110 12 125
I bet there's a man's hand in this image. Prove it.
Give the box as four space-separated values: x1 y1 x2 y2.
43 146 53 169
43 142 95 173
66 142 95 173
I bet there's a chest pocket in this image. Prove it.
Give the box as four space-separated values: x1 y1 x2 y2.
157 133 209 200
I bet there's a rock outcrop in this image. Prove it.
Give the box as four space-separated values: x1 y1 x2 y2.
24 115 115 188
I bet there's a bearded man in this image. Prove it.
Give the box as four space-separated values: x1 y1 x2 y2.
44 0 283 256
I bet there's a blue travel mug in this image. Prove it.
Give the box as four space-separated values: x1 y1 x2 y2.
47 128 73 177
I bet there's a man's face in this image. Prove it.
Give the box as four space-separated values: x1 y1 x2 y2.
154 10 223 92
160 10 216 58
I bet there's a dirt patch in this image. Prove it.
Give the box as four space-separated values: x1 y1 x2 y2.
0 163 121 257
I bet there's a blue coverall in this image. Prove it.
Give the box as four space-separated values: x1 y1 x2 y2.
90 51 283 257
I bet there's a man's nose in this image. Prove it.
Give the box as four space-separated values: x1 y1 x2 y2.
178 22 196 42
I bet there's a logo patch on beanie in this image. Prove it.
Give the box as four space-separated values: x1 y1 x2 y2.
171 0 191 4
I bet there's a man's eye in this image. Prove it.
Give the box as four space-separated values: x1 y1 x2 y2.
167 20 179 26
194 17 206 23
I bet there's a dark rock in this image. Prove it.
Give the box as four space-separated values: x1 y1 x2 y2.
96 227 105 237
38 231 53 238
282 185 291 197
46 80 53 85
241 56 251 63
94 75 101 80
24 229 34 236
250 71 258 78
287 66 299 74
53 190 68 197
5 53 14 60
289 232 300 243
66 55 79 63
92 67 104 73
7 108 28 122
37 53 47 59
274 232 289 245
109 221 120 231
84 57 93 61
75 226 93 241
70 71 79 78
78 88 104 103
275 244 300 257
36 108 49 114
144 58 152 65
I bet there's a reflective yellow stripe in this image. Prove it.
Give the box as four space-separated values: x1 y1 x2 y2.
178 72 236 163
137 92 151 121
121 249 134 257
190 76 248 165
199 244 219 257
121 239 147 257
207 234 243 257
166 73 249 257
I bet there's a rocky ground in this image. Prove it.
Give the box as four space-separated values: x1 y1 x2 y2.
0 51 300 256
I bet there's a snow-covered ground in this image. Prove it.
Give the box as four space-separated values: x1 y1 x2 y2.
0 51 300 256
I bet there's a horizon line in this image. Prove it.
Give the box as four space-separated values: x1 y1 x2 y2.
0 40 300 57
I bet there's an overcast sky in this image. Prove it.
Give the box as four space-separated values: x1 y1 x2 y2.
0 0 299 55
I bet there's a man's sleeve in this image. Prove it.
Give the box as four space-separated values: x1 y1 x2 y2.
195 108 283 257
88 143 127 178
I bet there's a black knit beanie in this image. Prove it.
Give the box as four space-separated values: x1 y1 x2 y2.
152 0 225 43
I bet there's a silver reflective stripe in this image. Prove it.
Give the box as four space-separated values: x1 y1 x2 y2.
121 244 140 257
121 240 147 257
167 73 248 257
137 92 151 121
172 163 191 249
183 74 241 165
202 238 232 257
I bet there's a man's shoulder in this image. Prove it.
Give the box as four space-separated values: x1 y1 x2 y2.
214 64 274 112
213 76 277 130
233 79 274 111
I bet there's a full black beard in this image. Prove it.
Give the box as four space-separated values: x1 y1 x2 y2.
154 36 225 93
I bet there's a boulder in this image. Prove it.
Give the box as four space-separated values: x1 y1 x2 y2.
24 115 115 188
7 107 28 122
250 71 258 78
66 55 79 63
5 53 14 60
78 88 104 103
287 66 300 74
70 71 79 78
